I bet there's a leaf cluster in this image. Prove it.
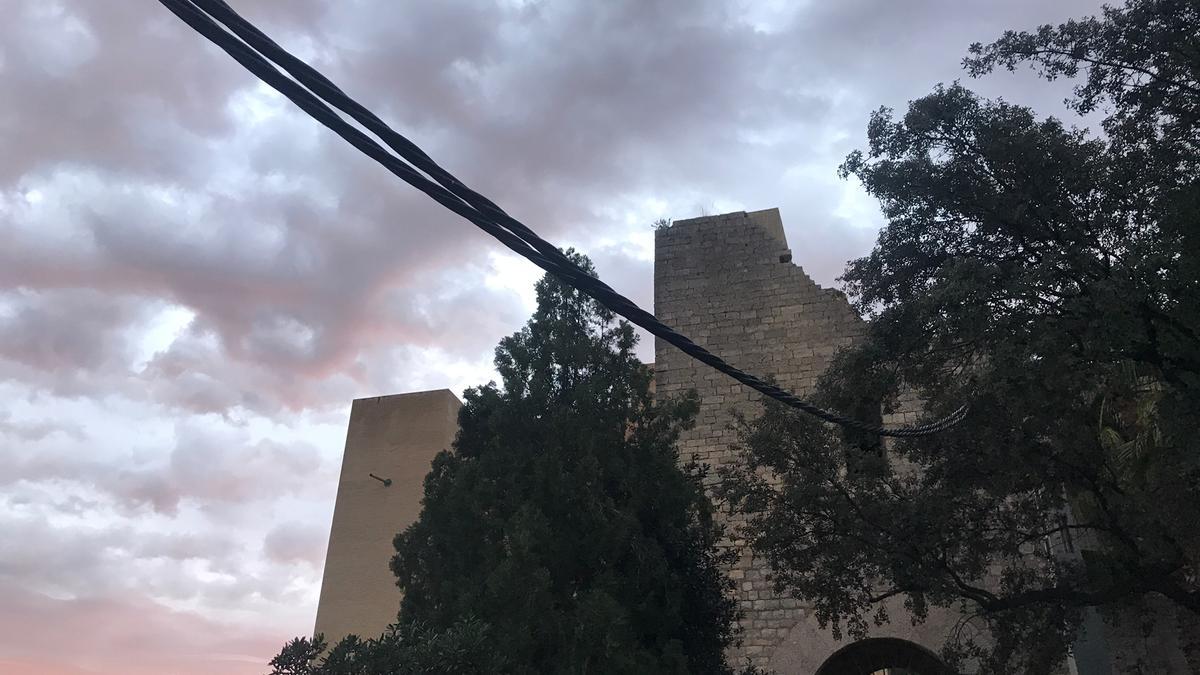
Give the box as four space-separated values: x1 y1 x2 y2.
389 251 740 674
268 620 499 675
725 2 1200 672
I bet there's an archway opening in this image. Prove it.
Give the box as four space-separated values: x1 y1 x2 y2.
814 637 955 675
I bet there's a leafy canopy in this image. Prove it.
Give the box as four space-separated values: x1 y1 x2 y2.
723 1 1200 673
392 251 739 674
273 252 740 674
268 620 499 675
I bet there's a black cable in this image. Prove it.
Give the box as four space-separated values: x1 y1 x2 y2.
156 0 968 437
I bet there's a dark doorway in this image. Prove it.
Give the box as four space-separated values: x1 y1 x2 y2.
814 638 955 675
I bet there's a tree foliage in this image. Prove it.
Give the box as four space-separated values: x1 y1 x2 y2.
389 251 739 674
271 252 739 673
965 0 1199 155
268 620 499 675
722 1 1199 672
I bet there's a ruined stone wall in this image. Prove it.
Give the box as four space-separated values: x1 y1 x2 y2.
651 208 1199 674
653 209 858 667
653 209 964 671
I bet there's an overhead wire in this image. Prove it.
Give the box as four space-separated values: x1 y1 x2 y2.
156 0 968 437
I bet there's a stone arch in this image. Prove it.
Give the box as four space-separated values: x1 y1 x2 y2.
814 637 955 675
761 596 970 673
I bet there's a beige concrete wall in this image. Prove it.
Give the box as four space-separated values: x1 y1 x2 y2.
313 389 461 645
653 209 967 671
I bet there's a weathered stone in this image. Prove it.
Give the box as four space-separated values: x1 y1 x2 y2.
313 209 1195 673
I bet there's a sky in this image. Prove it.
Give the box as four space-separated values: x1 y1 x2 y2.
0 1 1109 673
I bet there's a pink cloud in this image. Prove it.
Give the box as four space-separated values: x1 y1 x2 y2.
0 582 288 675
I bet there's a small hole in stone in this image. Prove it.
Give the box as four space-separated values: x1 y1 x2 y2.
779 252 792 263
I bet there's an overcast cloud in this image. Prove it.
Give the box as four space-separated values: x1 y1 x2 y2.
0 1 1105 672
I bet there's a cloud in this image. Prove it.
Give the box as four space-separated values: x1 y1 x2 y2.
1 416 331 516
0 0 1108 416
0 579 281 675
0 289 152 375
0 410 332 673
264 521 327 566
0 411 85 442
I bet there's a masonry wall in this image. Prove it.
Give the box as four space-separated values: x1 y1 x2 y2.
313 389 461 644
313 208 1195 672
653 209 964 671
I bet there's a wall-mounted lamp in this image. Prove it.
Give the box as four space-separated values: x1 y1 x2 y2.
368 472 392 487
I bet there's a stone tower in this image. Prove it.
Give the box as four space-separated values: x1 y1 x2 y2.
654 209 966 672
313 389 461 644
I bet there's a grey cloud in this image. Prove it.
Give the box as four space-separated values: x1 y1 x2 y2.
0 2 241 184
0 418 331 516
0 432 327 653
777 0 1105 110
124 423 328 513
0 290 151 373
0 578 283 675
264 520 327 566
0 412 85 442
1 173 530 413
1 0 1110 422
0 2 513 415
172 425 322 500
0 512 237 599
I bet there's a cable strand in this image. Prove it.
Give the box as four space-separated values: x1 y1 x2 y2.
157 0 968 437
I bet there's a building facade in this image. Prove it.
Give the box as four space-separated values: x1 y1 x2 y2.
653 209 967 672
314 209 1195 673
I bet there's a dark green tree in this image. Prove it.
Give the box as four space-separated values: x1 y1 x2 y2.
267 620 500 675
269 634 327 675
389 251 738 674
270 251 739 674
722 1 1199 673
